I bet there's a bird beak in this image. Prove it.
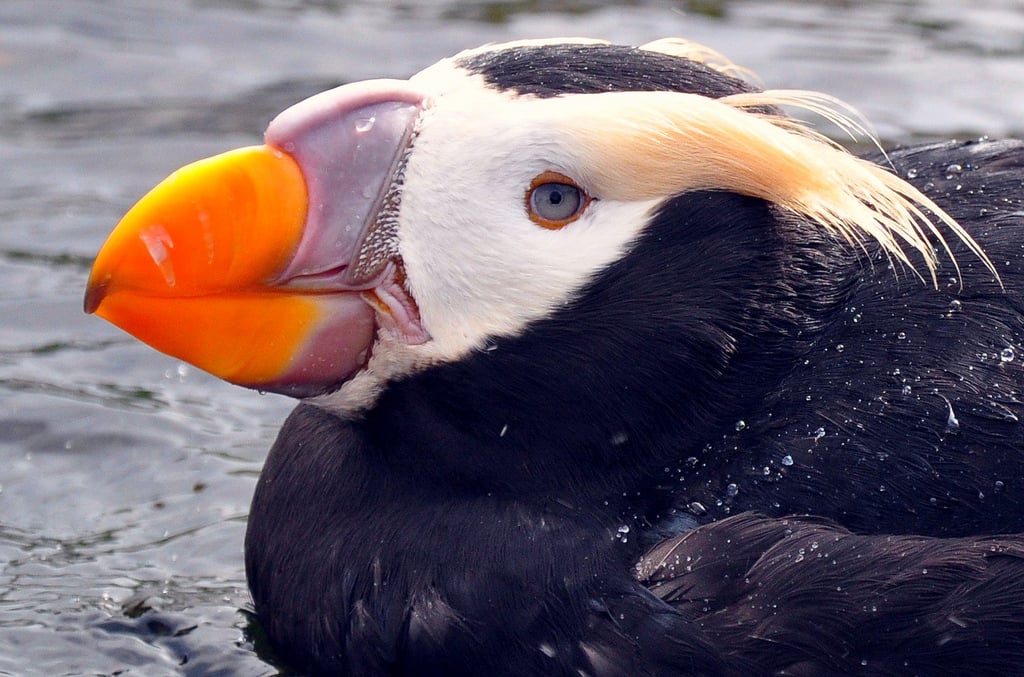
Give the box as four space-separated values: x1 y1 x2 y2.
84 80 427 397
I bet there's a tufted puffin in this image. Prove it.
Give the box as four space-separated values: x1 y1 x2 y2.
85 39 1024 674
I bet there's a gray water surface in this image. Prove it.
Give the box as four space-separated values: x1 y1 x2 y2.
3 1 1024 674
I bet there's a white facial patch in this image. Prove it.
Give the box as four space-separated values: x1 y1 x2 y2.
400 86 662 346
314 65 662 416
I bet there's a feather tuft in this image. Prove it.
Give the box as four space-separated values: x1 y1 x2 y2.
639 38 759 84
548 89 997 286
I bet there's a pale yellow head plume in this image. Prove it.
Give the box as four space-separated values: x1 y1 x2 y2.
535 88 994 285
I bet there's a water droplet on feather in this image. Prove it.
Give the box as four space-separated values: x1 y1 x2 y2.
943 398 960 434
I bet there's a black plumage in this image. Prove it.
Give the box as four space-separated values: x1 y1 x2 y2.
642 512 1024 675
456 44 754 98
689 138 1024 537
246 138 1024 675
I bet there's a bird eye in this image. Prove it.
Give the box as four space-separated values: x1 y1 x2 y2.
525 171 591 229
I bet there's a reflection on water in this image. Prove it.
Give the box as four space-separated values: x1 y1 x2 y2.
2 0 1023 673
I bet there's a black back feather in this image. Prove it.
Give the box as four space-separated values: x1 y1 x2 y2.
642 512 1024 675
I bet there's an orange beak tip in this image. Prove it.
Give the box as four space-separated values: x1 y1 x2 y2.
83 141 380 395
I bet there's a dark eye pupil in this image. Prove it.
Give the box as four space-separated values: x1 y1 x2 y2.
531 183 581 222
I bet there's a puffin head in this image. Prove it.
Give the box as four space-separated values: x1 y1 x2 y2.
84 38 990 414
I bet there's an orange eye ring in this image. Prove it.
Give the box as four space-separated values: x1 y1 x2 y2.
525 171 593 230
